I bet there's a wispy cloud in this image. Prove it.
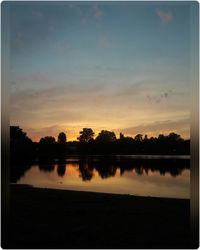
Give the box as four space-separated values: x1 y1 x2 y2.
156 9 173 24
116 82 146 97
92 5 103 19
11 84 104 105
120 118 190 138
10 84 106 125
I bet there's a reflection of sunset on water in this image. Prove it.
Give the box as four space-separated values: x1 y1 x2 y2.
16 159 190 199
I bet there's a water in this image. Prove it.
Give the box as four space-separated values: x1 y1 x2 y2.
11 155 190 199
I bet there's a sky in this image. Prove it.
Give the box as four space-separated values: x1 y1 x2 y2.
7 1 196 141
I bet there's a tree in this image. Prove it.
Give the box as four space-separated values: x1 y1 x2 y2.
96 130 116 142
134 134 143 142
10 126 32 143
167 133 182 141
158 134 165 141
57 132 67 144
39 136 56 144
10 126 34 157
119 132 125 140
77 128 95 143
119 133 133 143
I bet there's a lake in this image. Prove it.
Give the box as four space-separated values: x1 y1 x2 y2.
11 155 190 199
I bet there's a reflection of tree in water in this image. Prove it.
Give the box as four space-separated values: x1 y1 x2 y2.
11 157 189 184
119 159 188 178
144 162 184 177
78 160 94 181
166 167 183 177
11 162 32 183
135 166 144 176
144 167 149 175
134 160 185 177
57 164 66 177
95 160 117 179
77 158 188 180
119 160 134 176
38 162 55 172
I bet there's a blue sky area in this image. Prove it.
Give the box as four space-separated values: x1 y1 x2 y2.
7 1 197 141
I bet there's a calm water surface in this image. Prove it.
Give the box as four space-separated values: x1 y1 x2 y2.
12 155 190 199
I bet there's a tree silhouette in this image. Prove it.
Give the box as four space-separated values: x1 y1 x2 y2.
143 135 148 141
134 134 143 142
119 133 134 143
10 126 190 157
39 136 56 144
10 126 34 158
10 126 32 143
167 132 182 141
77 128 95 143
96 130 116 142
120 132 125 140
158 134 165 141
58 132 67 144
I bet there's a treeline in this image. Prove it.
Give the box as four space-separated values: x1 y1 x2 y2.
10 126 190 159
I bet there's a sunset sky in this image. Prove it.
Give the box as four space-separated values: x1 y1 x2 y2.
8 2 194 141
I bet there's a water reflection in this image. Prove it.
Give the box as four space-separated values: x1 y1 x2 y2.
79 160 94 181
78 157 188 179
38 162 55 173
10 161 32 183
11 156 189 183
57 164 66 177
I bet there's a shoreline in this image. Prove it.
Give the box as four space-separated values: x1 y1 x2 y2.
11 183 190 200
7 184 191 248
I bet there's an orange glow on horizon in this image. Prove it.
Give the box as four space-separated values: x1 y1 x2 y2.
29 129 190 142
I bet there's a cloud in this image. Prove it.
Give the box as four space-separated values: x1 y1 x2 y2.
92 5 103 19
119 119 190 138
11 84 104 106
156 9 173 24
10 84 106 126
116 82 146 97
115 78 160 98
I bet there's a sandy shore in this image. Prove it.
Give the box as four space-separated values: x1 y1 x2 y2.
7 184 191 248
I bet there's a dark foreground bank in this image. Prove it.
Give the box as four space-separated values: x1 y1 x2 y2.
6 185 191 249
